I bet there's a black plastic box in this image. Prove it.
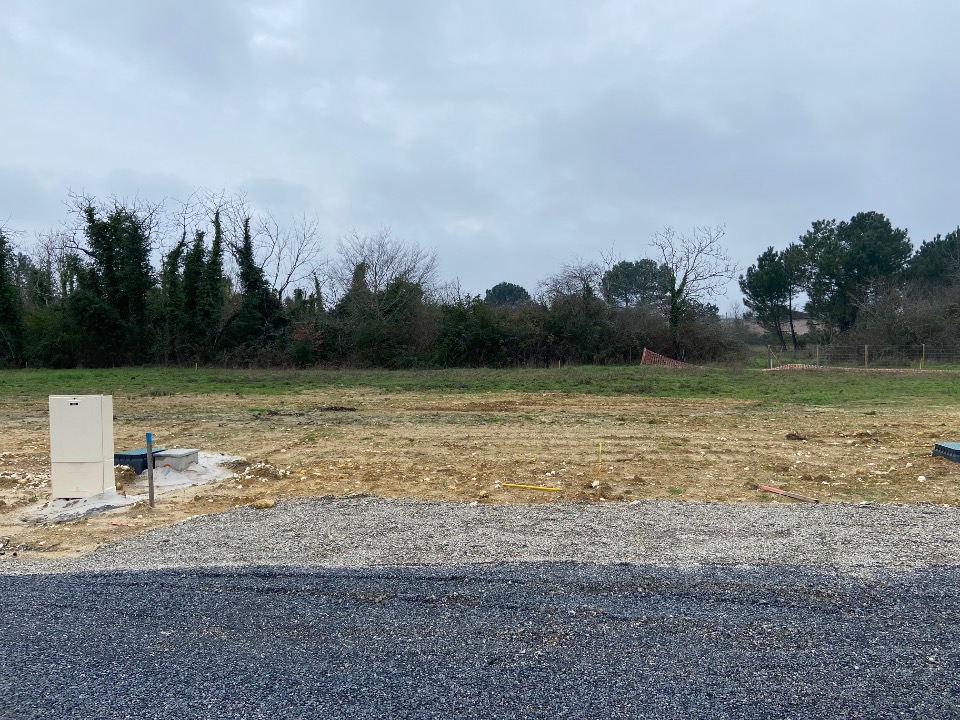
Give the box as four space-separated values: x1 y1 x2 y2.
933 442 960 463
114 447 166 474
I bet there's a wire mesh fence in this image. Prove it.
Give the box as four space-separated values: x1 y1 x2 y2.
767 344 960 369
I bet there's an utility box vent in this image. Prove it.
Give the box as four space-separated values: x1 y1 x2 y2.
49 395 115 499
933 442 960 463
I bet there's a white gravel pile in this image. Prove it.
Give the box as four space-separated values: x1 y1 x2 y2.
7 496 960 574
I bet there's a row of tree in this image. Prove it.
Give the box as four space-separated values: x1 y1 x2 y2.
8 197 944 370
0 194 742 369
739 211 960 350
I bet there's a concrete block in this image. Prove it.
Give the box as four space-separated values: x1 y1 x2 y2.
154 449 200 472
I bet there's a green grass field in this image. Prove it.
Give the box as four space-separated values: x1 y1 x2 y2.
1 365 958 407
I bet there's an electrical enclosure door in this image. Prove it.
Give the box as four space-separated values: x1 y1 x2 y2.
49 395 114 498
50 396 105 462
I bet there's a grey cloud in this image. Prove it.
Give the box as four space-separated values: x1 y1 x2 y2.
4 0 251 91
239 177 314 214
3 0 960 300
353 160 501 225
0 168 65 231
83 170 198 216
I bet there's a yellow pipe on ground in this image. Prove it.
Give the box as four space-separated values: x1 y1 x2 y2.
501 482 562 492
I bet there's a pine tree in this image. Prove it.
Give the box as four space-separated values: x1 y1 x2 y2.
68 201 156 365
198 210 226 358
285 277 327 367
159 234 188 363
0 230 25 366
180 229 206 359
332 262 380 364
223 217 284 361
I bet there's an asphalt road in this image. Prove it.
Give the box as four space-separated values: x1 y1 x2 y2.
1 563 957 719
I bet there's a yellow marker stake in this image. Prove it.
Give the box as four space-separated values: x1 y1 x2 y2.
598 441 603 471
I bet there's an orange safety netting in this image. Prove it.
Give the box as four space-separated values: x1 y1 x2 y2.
640 348 697 369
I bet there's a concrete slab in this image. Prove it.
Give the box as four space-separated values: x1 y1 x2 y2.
25 452 241 524
23 491 138 524
123 452 238 493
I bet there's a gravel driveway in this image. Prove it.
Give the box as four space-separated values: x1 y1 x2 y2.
2 498 958 719
6 496 959 574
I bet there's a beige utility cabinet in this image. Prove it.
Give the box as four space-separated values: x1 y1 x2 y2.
49 395 115 499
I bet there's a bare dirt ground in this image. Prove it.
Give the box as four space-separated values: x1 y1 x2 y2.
1 389 958 562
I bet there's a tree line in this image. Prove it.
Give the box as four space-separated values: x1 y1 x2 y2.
739 211 960 351
0 193 743 369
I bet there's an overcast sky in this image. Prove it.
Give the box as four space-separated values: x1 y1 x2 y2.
3 1 959 308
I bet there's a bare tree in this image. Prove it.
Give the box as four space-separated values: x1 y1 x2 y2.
537 257 603 304
650 225 738 340
257 211 328 300
437 277 473 305
29 229 73 302
330 227 440 301
163 189 211 255
61 190 164 259
196 189 328 300
194 189 253 282
598 244 624 279
198 189 251 250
